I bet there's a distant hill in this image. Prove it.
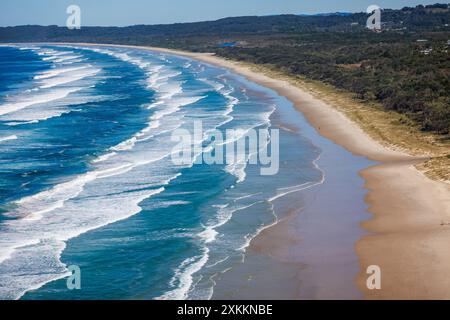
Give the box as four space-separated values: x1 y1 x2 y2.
299 12 353 17
0 4 449 43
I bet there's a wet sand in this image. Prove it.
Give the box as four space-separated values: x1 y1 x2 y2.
49 43 450 299
209 104 373 299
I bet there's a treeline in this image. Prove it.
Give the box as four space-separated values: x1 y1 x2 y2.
1 3 449 42
216 32 450 134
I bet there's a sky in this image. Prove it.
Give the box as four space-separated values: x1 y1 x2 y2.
0 0 445 27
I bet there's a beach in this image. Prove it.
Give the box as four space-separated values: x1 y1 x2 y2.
125 45 450 299
3 42 450 300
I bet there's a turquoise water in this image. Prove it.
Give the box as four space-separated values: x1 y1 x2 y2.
0 45 322 300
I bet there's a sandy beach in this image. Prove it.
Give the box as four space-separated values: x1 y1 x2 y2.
45 43 450 299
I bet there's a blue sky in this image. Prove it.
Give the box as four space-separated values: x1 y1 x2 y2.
0 0 444 26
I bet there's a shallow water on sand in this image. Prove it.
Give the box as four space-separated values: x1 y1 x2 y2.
211 93 374 299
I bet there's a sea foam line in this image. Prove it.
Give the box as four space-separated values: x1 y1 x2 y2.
1 187 166 300
34 66 89 80
156 248 210 300
39 68 100 89
0 46 193 300
0 135 18 143
0 87 83 116
236 153 326 255
4 45 284 301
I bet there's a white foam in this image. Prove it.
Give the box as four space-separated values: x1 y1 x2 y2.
18 46 39 51
34 66 88 80
0 87 83 116
267 182 317 202
0 187 165 300
233 159 324 256
200 202 260 244
109 95 203 153
268 156 325 203
79 47 203 157
200 78 225 92
0 47 102 123
1 94 107 125
225 162 247 184
148 71 182 89
0 96 179 297
157 248 209 300
53 55 83 63
0 45 285 301
234 192 262 201
39 68 100 89
92 152 117 163
36 49 57 56
151 96 205 121
220 104 275 184
160 201 262 299
0 135 17 143
62 59 85 65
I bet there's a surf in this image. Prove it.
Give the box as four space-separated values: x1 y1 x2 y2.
0 45 324 301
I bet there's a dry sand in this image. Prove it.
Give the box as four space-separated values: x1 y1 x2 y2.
54 43 450 299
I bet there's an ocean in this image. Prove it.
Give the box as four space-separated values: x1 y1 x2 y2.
0 44 323 300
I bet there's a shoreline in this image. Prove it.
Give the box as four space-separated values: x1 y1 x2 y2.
119 44 450 299
12 42 450 299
